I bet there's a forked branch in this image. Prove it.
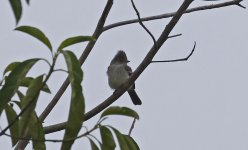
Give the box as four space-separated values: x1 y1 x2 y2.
103 0 244 32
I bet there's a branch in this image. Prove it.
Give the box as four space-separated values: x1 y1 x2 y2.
151 41 196 63
168 33 182 39
236 3 246 8
2 124 98 143
103 0 243 32
128 119 136 136
130 0 156 46
43 0 194 134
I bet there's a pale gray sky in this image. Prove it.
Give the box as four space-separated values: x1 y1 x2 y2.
1 0 248 149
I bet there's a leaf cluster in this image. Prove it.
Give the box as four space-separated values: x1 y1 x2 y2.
0 25 140 150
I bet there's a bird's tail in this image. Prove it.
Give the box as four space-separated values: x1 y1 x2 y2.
128 90 142 105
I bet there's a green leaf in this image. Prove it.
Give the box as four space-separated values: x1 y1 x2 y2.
57 36 94 52
5 104 19 146
0 59 40 116
9 0 22 25
123 135 140 150
29 113 46 150
101 106 139 119
110 127 129 150
88 138 100 150
15 26 52 51
17 90 24 100
108 126 140 150
100 126 116 150
61 50 84 150
20 77 51 93
19 75 43 136
3 62 21 75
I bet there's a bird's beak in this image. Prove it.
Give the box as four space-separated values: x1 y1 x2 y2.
127 60 130 63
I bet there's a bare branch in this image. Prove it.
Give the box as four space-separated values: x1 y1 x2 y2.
151 41 196 63
168 33 182 39
128 119 136 136
237 3 246 9
103 0 243 32
2 124 98 143
130 0 156 46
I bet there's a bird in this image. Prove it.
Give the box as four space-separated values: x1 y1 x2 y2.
107 50 142 105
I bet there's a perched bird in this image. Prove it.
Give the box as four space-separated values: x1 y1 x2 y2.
107 50 142 105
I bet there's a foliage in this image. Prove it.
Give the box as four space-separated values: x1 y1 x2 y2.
1 1 141 149
0 24 140 149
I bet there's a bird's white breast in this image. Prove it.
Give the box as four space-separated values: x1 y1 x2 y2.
107 64 129 89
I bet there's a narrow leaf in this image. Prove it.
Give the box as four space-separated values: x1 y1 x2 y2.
100 126 116 150
15 26 52 51
57 36 94 52
101 106 139 119
61 50 84 150
20 77 51 93
3 62 21 75
123 135 140 150
0 59 40 116
17 90 24 101
9 0 22 25
19 75 43 136
29 113 46 150
5 104 19 146
89 138 100 150
110 127 129 150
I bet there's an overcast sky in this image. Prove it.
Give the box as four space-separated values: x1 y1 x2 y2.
1 0 248 149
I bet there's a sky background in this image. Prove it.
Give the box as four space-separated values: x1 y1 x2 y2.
1 0 248 149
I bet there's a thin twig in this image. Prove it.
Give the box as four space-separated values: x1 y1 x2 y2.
151 41 196 63
87 134 102 145
52 69 68 74
130 0 156 46
168 33 182 39
2 124 98 143
103 0 243 32
128 119 136 136
40 58 52 67
237 3 246 8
